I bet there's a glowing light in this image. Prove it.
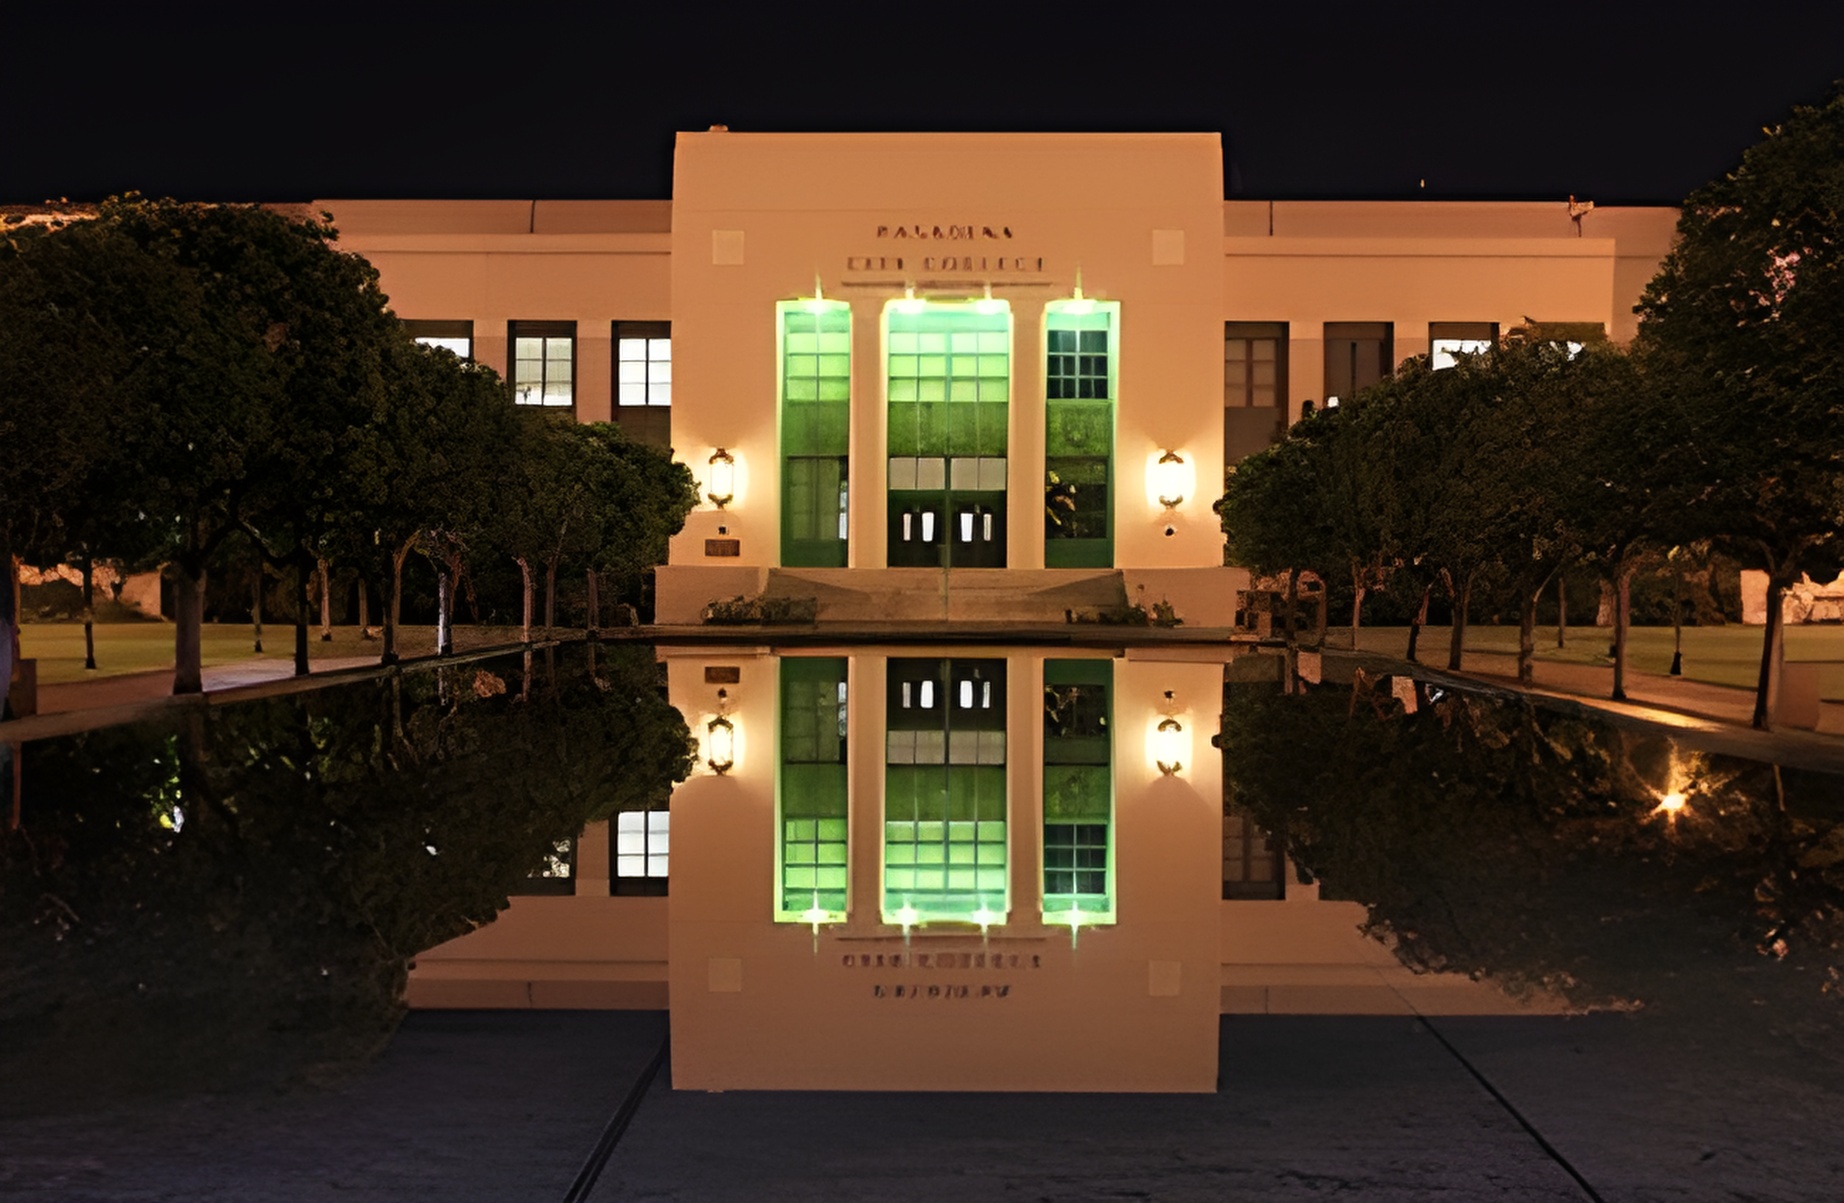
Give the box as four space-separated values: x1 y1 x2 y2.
1656 790 1686 816
1148 450 1194 510
707 448 735 508
706 708 736 775
972 905 1000 934
1152 714 1186 776
894 286 926 315
894 903 920 934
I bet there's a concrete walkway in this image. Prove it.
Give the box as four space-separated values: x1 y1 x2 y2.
5 1009 1839 1201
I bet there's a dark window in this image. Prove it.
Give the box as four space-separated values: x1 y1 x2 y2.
509 320 575 409
613 320 671 448
1322 322 1392 404
1225 322 1288 464
513 835 575 896
404 319 473 360
1043 659 1112 917
1046 327 1108 399
1222 803 1284 900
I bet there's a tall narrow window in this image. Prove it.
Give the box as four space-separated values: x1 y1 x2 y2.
1429 321 1498 370
509 320 575 408
1045 301 1117 568
1222 803 1283 900
778 657 849 921
1043 660 1113 923
780 302 851 567
1224 321 1287 463
886 302 1010 569
884 658 1007 924
613 321 671 448
404 319 474 360
613 809 669 896
1322 322 1392 405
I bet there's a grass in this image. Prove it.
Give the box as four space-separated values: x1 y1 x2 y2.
1344 623 1844 691
18 622 529 686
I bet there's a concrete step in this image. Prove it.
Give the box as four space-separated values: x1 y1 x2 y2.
764 568 1128 623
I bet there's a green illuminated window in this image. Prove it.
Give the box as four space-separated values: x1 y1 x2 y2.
781 303 851 567
884 658 1007 923
1043 659 1113 922
778 657 849 920
887 303 1010 568
1044 303 1116 568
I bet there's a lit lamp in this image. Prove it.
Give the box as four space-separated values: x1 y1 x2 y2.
706 687 737 775
1153 450 1192 509
707 448 735 509
706 715 735 774
1152 692 1187 776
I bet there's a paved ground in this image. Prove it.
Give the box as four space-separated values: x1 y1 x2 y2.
5 1009 1840 1201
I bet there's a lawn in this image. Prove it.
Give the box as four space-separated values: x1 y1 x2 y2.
18 622 530 685
1343 624 1844 692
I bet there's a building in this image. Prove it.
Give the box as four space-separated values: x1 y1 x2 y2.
321 133 1678 1092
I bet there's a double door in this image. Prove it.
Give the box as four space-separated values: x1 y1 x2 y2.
887 455 1006 568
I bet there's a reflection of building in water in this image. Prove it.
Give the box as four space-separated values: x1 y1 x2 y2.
338 134 1676 1090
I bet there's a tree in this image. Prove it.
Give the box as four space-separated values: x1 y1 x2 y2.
342 338 519 665
1634 85 1844 728
488 419 696 640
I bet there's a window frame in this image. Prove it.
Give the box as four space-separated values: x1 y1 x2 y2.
612 320 672 448
508 320 577 411
612 807 670 897
404 318 475 361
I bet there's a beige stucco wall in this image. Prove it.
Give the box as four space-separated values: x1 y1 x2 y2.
1221 200 1677 424
662 132 1226 609
322 200 672 426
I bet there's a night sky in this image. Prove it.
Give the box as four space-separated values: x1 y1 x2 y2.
6 2 1843 207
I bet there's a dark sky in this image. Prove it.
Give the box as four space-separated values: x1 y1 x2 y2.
6 2 1843 206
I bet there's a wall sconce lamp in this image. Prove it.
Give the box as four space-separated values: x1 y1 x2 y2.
1153 691 1186 776
1155 450 1190 509
707 448 736 509
706 687 736 774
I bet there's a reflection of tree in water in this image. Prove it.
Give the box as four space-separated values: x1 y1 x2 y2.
1221 678 1844 1010
0 644 693 1102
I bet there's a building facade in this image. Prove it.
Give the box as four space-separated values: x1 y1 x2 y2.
322 133 1677 1091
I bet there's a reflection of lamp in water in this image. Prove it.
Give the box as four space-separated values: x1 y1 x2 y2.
706 688 736 775
707 448 735 509
1153 450 1191 509
1152 692 1186 776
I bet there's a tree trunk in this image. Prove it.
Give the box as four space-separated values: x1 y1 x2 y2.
383 539 413 666
544 559 558 638
80 551 97 670
173 565 205 695
1281 566 1301 646
436 569 451 658
1556 575 1567 648
1518 591 1537 684
293 555 311 677
1406 582 1430 663
1752 575 1787 730
318 557 333 641
1347 561 1365 650
251 559 264 654
443 553 464 655
518 557 533 644
1611 569 1634 701
1 543 18 720
586 569 600 639
1445 570 1471 672
357 578 371 638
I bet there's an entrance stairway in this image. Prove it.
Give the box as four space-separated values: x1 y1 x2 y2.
762 568 1130 624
